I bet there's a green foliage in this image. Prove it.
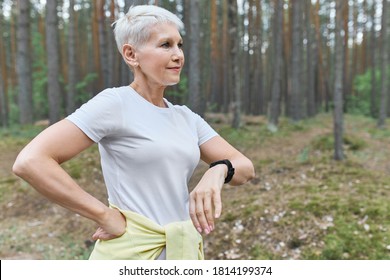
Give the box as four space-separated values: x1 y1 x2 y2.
62 161 83 179
249 244 278 259
297 147 310 163
7 87 20 125
310 133 367 152
320 215 390 260
165 75 188 103
0 124 43 140
32 30 48 119
74 73 98 104
348 66 390 117
222 212 238 222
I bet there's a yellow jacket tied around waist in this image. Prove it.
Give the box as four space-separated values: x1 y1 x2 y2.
89 206 204 260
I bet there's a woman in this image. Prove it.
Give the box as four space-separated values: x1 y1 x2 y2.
13 5 255 260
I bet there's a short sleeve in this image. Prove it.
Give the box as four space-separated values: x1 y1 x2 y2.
195 113 218 145
66 89 122 142
182 107 218 146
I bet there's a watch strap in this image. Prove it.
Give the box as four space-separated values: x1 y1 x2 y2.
209 159 235 184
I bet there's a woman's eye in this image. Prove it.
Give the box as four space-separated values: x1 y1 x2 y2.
178 43 183 49
161 42 170 48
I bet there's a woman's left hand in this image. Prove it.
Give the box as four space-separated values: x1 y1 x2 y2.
189 164 227 234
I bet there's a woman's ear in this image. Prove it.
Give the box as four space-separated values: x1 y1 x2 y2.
122 44 138 68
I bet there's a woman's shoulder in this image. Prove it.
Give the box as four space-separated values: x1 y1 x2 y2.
170 102 195 115
96 86 128 99
86 86 130 106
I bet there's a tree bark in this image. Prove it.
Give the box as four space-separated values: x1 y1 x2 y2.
16 0 33 124
342 1 349 112
290 0 303 121
209 0 220 111
254 0 265 115
221 0 230 113
0 3 8 127
305 0 316 117
333 0 345 161
268 0 283 131
67 0 77 115
377 0 388 128
97 0 109 89
187 0 203 116
313 0 329 112
228 0 241 128
369 0 377 118
46 0 62 124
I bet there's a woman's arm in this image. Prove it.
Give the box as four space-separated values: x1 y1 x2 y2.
189 135 255 234
12 119 125 240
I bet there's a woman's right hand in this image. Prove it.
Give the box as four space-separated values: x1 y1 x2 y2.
92 208 127 241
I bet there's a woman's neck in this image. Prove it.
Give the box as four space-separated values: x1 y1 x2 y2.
130 81 167 108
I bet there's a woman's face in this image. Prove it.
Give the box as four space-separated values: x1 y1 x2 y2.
134 22 184 87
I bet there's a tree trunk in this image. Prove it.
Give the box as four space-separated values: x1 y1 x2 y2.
97 0 109 89
0 72 6 128
313 0 329 112
369 0 377 118
342 1 349 112
243 0 251 115
0 4 8 127
254 0 265 115
283 1 291 117
333 0 345 161
10 2 18 90
305 0 316 117
46 0 62 124
228 0 241 128
221 0 230 113
67 0 77 115
209 0 220 111
377 0 388 128
268 0 283 131
187 0 203 116
16 0 33 124
290 0 302 121
107 0 116 87
92 1 102 93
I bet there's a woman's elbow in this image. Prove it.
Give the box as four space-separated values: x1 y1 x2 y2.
244 158 256 182
232 157 255 186
12 152 37 179
248 160 256 181
13 154 29 178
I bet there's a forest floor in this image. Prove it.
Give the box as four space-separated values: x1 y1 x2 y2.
1 113 390 260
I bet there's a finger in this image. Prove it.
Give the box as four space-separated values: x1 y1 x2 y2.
213 189 222 219
98 232 119 241
92 227 103 240
189 193 202 233
92 227 122 241
195 193 210 234
203 192 214 231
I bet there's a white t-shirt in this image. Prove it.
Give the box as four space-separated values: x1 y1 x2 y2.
66 86 218 226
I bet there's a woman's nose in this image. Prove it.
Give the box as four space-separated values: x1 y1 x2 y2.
172 46 184 61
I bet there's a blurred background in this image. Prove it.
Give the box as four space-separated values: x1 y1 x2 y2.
0 0 390 260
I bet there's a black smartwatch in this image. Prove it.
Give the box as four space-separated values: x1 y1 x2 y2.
209 159 235 184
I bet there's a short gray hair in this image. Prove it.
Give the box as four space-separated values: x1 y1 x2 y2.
113 5 184 54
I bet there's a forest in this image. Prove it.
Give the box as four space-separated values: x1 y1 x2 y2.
0 0 388 132
1 0 390 260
